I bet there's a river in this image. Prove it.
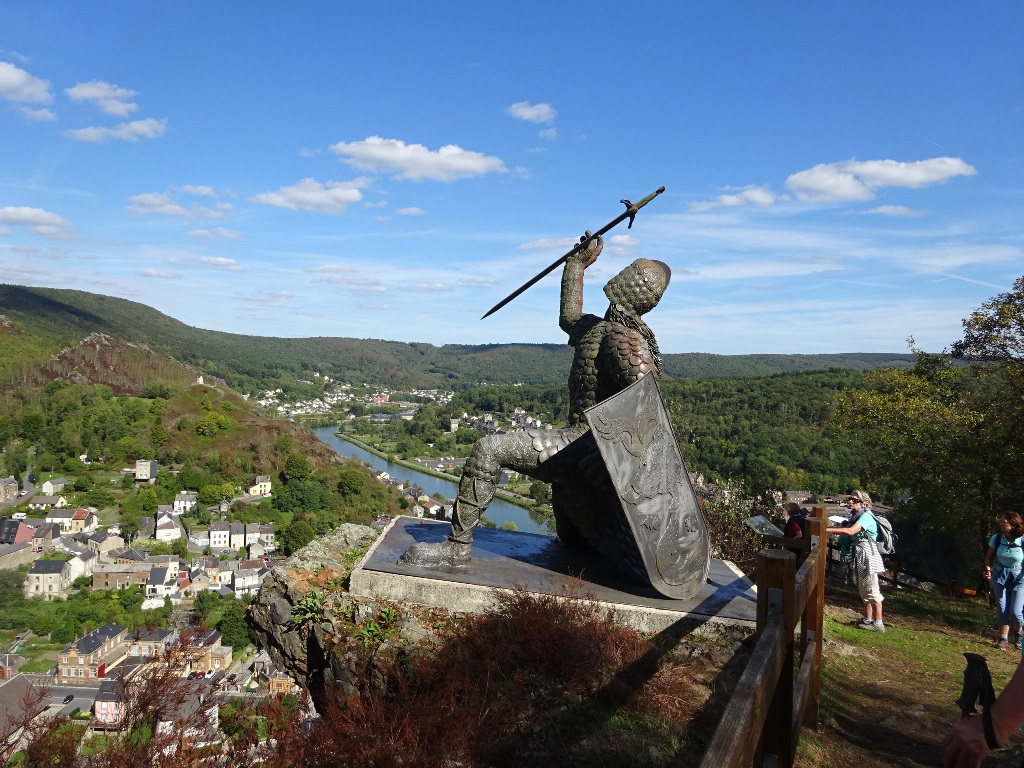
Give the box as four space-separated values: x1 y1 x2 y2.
312 427 552 535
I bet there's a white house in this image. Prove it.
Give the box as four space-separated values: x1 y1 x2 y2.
29 495 67 511
244 523 261 547
232 568 261 598
258 524 275 551
208 522 230 550
46 508 77 533
154 511 184 542
24 559 71 601
66 551 97 581
173 491 198 515
146 566 178 598
41 477 68 496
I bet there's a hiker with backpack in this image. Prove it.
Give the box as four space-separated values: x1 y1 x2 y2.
827 490 887 632
983 511 1024 651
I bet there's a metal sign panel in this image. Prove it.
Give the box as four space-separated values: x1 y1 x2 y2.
585 373 710 599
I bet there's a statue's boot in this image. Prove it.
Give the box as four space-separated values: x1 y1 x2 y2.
400 478 494 567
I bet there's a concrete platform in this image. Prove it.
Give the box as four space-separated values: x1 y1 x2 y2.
349 516 757 636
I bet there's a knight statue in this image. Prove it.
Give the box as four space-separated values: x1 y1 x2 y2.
401 230 710 599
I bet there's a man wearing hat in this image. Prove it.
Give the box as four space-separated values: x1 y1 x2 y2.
827 490 886 632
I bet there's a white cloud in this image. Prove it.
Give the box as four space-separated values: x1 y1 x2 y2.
313 273 385 291
64 117 167 143
137 268 180 278
0 226 9 236
506 101 556 124
0 61 52 104
519 237 577 251
199 256 242 271
358 303 396 310
251 177 369 214
413 283 450 292
0 206 74 239
128 192 224 219
786 157 976 202
330 136 506 182
18 106 56 122
186 227 241 239
396 207 425 216
0 260 43 281
461 276 494 285
607 234 640 256
538 127 557 141
689 185 777 213
863 205 924 217
65 80 138 117
179 185 216 197
307 264 352 274
246 291 293 306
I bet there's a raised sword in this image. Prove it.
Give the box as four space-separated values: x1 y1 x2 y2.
481 185 666 319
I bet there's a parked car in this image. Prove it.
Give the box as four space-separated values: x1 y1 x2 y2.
187 671 197 680
63 694 74 704
196 671 205 680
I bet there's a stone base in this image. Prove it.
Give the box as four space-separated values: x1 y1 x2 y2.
349 516 757 637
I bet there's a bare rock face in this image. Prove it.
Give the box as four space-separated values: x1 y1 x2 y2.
248 523 380 710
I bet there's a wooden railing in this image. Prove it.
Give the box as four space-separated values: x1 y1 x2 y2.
699 509 827 768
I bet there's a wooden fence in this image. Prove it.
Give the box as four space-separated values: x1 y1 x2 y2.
699 508 828 768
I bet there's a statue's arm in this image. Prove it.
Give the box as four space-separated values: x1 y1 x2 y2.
560 233 602 335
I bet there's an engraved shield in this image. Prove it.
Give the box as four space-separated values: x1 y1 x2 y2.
585 373 710 599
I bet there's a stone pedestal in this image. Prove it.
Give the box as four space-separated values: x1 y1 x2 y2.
350 516 757 637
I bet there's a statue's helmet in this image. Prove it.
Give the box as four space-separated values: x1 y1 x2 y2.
603 259 671 315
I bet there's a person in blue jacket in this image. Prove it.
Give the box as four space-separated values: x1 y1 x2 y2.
827 490 886 632
983 511 1024 650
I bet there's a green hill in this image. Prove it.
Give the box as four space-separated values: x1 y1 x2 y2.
0 284 915 393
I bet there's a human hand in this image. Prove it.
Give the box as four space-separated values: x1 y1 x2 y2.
943 715 990 768
575 231 602 269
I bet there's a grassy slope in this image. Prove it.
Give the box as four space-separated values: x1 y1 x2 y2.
805 582 1023 767
0 284 915 392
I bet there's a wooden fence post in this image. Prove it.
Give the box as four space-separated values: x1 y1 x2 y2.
803 508 827 729
756 549 796 767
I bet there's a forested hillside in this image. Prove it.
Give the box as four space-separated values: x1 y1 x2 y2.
1 284 914 393
442 369 865 495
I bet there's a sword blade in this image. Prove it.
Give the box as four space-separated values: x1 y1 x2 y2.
481 186 665 319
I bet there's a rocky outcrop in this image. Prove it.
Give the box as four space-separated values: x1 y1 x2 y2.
248 521 452 712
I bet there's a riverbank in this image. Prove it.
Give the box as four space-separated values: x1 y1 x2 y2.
332 430 547 514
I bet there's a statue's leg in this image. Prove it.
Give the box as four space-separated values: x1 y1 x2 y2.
400 429 579 567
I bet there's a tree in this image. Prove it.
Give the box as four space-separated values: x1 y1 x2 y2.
120 511 141 543
337 467 365 498
283 453 310 483
950 275 1024 366
835 279 1024 582
137 486 158 513
217 598 254 650
193 590 218 622
281 520 315 555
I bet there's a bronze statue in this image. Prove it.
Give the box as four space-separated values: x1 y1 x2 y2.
401 213 711 598
401 189 712 598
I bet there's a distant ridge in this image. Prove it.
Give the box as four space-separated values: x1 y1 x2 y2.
0 284 915 392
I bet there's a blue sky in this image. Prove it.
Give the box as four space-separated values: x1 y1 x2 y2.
1 2 1021 355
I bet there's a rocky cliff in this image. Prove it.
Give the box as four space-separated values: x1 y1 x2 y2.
247 522 451 712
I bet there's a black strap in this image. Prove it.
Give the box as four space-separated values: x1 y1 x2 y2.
983 706 1000 750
